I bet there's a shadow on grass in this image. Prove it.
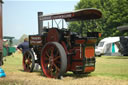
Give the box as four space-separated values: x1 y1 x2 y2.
64 72 91 78
18 69 42 73
39 71 92 79
18 69 24 72
18 69 92 79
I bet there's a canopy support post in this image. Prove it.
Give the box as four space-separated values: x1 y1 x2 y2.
80 20 84 38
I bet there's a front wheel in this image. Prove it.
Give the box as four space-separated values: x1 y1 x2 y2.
40 42 67 78
23 49 35 72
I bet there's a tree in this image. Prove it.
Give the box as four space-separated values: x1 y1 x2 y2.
18 34 28 44
68 0 128 38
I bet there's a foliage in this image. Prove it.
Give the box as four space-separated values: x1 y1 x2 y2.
68 0 128 38
18 34 28 45
13 39 19 45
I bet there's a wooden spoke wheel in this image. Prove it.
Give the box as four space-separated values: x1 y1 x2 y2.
41 42 67 78
23 49 35 72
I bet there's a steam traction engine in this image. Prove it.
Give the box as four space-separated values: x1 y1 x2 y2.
23 8 102 78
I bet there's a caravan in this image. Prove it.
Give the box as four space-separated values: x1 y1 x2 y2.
95 37 120 56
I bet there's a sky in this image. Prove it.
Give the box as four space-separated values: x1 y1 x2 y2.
3 0 80 39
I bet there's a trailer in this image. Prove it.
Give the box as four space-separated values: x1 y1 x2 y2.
23 8 102 78
0 0 3 66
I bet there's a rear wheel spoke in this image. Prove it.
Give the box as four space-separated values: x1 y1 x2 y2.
55 50 59 57
46 51 50 58
53 63 60 72
55 61 61 64
50 47 54 57
53 56 60 61
49 66 53 77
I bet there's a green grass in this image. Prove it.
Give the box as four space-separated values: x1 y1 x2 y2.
1 52 128 82
2 51 23 72
92 56 128 80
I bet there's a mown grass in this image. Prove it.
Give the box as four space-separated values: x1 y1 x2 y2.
92 56 128 80
1 51 23 72
0 51 128 85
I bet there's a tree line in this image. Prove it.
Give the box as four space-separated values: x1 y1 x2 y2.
68 0 128 39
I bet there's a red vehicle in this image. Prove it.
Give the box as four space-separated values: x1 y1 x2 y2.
23 8 102 78
0 0 3 66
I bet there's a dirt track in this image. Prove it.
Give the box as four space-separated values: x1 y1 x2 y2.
0 71 128 85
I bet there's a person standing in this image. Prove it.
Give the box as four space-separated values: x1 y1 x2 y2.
17 38 29 54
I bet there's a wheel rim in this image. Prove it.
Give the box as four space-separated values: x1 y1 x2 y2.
23 50 34 72
41 42 67 78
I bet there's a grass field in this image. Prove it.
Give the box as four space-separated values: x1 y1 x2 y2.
92 56 128 80
0 51 128 85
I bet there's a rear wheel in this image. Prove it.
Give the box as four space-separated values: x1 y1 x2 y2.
41 42 67 78
23 49 35 72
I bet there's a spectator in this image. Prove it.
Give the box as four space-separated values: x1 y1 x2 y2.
17 38 29 54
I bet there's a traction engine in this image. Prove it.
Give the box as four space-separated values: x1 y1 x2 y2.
23 8 102 78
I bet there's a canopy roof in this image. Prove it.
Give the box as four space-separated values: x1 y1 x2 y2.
117 25 128 31
40 8 102 21
3 36 15 39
